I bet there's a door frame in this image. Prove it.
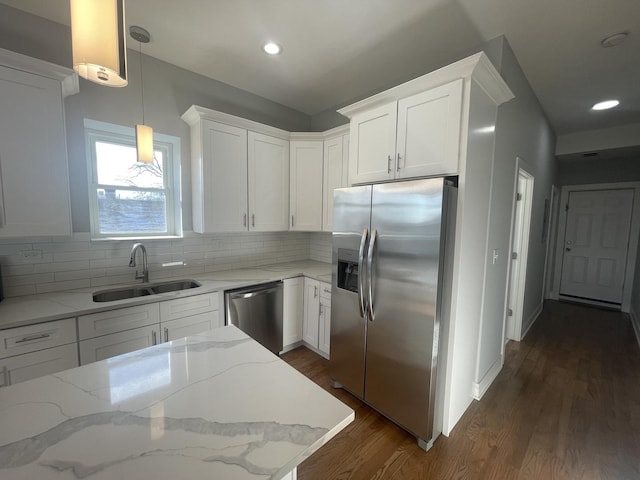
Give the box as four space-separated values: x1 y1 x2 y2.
550 182 640 312
505 161 534 342
543 184 559 299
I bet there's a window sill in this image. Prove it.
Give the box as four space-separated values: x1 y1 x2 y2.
90 235 184 242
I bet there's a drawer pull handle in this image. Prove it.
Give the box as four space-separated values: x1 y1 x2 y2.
1 366 8 387
152 331 157 345
15 333 51 344
164 327 169 343
323 288 331 294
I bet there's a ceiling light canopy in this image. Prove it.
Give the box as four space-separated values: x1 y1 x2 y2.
591 100 620 111
70 0 127 87
262 42 282 55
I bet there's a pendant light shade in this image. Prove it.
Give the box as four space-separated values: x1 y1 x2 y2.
130 26 153 164
136 124 154 164
70 0 127 87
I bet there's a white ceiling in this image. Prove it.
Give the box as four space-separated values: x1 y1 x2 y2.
2 0 639 136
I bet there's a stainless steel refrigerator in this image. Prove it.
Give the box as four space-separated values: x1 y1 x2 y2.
330 177 456 451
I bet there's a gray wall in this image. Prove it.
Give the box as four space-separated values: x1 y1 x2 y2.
629 229 640 346
476 37 557 382
558 157 640 186
0 4 311 233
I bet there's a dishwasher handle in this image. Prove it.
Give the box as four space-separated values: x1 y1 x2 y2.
226 281 283 298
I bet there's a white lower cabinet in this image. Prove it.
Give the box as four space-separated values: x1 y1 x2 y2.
302 279 331 359
303 279 320 348
79 324 161 365
0 343 78 387
0 317 78 387
318 286 331 357
283 277 304 351
162 313 213 342
79 292 221 365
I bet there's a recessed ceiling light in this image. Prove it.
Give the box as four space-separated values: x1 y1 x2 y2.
592 100 620 111
601 32 629 48
262 42 282 55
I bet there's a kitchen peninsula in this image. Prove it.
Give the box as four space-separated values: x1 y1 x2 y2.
0 325 354 479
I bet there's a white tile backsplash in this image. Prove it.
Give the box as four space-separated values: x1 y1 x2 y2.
0 231 331 298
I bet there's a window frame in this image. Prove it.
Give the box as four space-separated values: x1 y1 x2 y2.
84 119 182 240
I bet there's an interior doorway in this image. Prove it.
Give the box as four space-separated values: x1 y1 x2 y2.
551 182 640 312
558 188 634 306
506 164 534 341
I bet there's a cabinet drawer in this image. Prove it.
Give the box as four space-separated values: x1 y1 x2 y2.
0 343 78 387
159 293 219 322
78 303 160 340
320 282 332 300
0 318 76 359
79 324 160 365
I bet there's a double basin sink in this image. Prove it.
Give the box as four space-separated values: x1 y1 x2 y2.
93 280 201 302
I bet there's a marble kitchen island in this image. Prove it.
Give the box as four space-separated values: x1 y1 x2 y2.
0 325 354 479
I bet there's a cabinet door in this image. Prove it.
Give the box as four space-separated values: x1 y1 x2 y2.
0 343 78 387
197 120 248 233
0 65 71 237
79 324 160 365
319 297 331 358
248 132 290 231
303 279 320 348
322 135 349 232
348 102 397 185
283 277 304 349
162 313 213 342
396 79 463 178
290 141 323 231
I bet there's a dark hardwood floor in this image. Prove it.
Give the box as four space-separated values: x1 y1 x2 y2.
281 300 640 479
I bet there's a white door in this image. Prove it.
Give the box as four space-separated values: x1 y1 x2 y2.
396 79 463 178
0 344 78 387
290 140 323 231
559 189 634 304
322 135 348 232
162 313 212 342
348 102 397 185
200 120 248 233
283 277 304 349
506 168 534 341
303 279 320 348
79 324 160 365
248 132 290 231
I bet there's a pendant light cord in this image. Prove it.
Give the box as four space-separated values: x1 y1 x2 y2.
139 41 145 125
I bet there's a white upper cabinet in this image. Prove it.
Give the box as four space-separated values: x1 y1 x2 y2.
194 120 248 233
289 139 323 231
248 132 290 231
0 49 78 237
183 106 290 233
346 79 462 185
348 102 398 184
396 79 463 179
322 134 349 232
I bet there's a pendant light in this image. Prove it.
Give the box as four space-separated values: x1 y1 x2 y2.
70 0 128 87
130 26 154 164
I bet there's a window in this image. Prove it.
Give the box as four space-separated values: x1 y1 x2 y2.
85 119 181 239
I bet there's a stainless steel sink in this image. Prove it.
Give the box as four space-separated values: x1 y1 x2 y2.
92 279 201 302
92 287 154 302
150 280 200 294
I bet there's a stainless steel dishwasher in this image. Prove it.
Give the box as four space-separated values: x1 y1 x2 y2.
225 281 283 354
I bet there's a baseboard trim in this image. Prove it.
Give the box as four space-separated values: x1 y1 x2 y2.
521 301 543 340
472 354 503 400
630 308 640 348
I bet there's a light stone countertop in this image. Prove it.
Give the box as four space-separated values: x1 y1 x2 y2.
0 324 354 479
0 260 332 331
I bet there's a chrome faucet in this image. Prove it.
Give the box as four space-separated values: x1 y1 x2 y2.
129 243 149 283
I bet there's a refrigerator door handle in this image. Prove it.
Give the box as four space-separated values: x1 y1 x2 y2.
367 228 377 321
357 228 368 318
